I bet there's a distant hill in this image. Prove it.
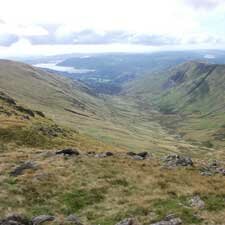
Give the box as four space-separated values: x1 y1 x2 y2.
0 59 201 153
57 52 214 94
156 61 225 115
0 60 107 128
126 61 225 148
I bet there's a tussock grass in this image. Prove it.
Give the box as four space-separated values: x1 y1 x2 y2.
1 153 225 224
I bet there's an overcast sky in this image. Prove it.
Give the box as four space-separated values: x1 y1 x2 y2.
0 0 225 57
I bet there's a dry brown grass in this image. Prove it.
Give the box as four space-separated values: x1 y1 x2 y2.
1 147 225 224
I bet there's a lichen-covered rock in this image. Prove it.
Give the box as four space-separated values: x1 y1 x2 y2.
127 151 151 160
189 195 205 209
115 218 139 225
31 215 55 225
163 154 193 167
0 214 29 225
65 214 83 225
95 152 114 158
150 215 182 225
200 160 225 176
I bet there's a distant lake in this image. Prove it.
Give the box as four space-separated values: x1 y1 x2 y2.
34 63 95 74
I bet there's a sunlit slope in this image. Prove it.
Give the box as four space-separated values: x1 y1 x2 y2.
0 59 204 154
0 60 111 129
126 61 225 148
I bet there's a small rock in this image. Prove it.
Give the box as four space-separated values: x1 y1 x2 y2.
150 216 182 225
87 151 96 156
200 160 225 176
216 167 225 175
127 152 136 156
164 154 193 167
10 161 38 177
56 148 80 156
105 151 114 156
189 196 205 209
31 215 55 225
137 152 150 159
95 152 113 158
133 155 145 160
20 115 30 120
65 214 83 225
115 218 139 225
0 214 29 225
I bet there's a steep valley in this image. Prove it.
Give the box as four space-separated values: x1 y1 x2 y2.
0 59 225 225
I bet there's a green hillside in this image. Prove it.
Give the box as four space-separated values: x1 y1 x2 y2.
0 59 202 154
0 59 225 225
126 61 225 148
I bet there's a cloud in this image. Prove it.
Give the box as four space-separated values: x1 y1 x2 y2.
130 34 179 45
184 0 225 10
0 34 19 46
25 27 181 46
0 0 225 56
0 23 48 46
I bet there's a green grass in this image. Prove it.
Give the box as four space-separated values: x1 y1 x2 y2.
203 194 225 211
63 188 107 213
109 178 129 187
152 197 203 224
0 126 53 148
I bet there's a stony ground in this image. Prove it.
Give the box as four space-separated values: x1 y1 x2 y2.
1 147 225 225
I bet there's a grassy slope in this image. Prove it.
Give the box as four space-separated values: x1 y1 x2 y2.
0 60 225 224
0 60 107 125
0 91 117 152
126 61 225 149
1 146 225 225
0 59 204 154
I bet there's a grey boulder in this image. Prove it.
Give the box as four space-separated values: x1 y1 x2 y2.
31 215 55 225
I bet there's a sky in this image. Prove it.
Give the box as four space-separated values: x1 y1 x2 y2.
0 0 225 57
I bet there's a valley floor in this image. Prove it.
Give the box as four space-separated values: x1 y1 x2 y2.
80 95 222 160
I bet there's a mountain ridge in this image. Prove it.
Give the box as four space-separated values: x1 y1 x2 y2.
126 60 225 148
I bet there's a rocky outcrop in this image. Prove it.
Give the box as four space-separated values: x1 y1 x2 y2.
56 148 80 156
0 92 16 105
31 215 55 225
189 195 205 209
10 161 38 176
0 215 29 225
65 214 83 225
0 214 82 225
95 152 114 158
200 160 225 176
127 151 151 160
115 218 139 225
150 215 182 225
163 154 193 167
